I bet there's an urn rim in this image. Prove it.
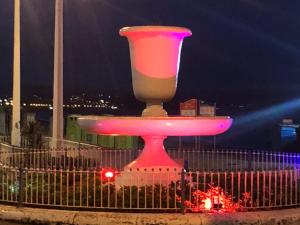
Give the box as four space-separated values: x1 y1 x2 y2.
119 26 192 37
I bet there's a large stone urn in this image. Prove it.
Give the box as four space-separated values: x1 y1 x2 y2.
119 26 192 116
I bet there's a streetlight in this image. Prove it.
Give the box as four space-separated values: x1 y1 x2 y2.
11 0 21 147
11 0 64 148
52 0 64 148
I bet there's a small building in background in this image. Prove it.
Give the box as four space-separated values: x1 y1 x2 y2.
280 119 300 152
66 115 139 149
0 107 35 136
199 104 216 117
0 107 11 136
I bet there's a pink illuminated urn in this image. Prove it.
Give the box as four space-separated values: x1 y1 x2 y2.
78 26 233 184
120 26 192 117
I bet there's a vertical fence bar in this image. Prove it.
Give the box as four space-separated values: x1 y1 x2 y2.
224 172 227 195
230 151 233 171
238 171 240 208
257 171 260 208
290 170 293 205
235 151 238 172
250 171 253 208
73 170 76 207
47 169 50 205
221 149 224 171
30 171 33 204
53 169 56 205
66 169 69 206
151 173 154 209
280 153 282 170
93 170 96 208
295 169 298 205
6 169 9 201
2 168 4 200
285 170 288 206
268 171 271 207
36 170 39 204
87 170 89 207
167 172 170 209
231 172 234 206
274 171 277 207
137 172 140 209
100 169 103 208
159 172 162 209
253 152 256 171
181 168 186 214
15 169 19 203
18 165 24 206
80 170 82 207
60 169 63 206
280 170 283 206
262 171 265 208
9 169 12 201
202 149 205 171
244 171 247 208
174 171 177 209
204 172 206 192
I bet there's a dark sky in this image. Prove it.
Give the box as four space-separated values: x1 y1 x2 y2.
1 0 300 104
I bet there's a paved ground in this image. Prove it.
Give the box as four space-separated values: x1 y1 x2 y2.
1 204 300 225
0 222 27 225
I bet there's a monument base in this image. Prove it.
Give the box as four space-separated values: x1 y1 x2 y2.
116 136 181 186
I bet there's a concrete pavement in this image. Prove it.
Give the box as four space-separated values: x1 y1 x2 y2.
1 204 300 225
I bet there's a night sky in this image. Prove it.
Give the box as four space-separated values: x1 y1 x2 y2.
1 0 300 105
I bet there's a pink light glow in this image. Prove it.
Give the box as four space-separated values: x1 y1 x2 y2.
77 116 232 137
78 116 232 171
125 136 180 169
120 26 191 78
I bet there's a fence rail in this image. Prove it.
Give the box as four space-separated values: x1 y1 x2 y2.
1 144 300 172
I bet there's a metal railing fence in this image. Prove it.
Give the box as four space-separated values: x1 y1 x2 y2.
0 145 137 171
168 148 300 172
1 144 300 172
0 166 299 212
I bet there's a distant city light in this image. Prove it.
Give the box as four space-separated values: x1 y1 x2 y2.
0 93 120 111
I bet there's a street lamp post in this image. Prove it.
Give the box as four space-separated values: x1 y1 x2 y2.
11 0 21 147
52 0 64 148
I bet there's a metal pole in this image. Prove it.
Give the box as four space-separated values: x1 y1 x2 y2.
52 0 64 148
213 136 216 151
213 102 217 151
11 0 21 147
180 168 186 214
17 147 24 206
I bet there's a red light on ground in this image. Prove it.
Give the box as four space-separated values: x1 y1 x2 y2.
105 171 114 178
204 198 212 210
101 168 118 181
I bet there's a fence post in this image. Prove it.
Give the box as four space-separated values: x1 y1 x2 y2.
247 151 252 171
180 168 186 214
17 147 24 207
